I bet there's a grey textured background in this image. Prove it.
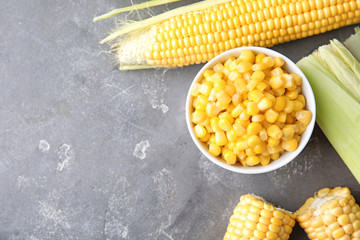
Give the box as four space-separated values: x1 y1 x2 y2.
1 1 359 239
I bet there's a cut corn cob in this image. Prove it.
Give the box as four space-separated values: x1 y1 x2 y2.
224 194 296 240
295 187 360 240
98 0 360 70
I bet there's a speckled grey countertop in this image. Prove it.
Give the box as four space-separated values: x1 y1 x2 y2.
1 1 359 239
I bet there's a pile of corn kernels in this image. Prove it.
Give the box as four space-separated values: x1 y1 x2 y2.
190 49 312 166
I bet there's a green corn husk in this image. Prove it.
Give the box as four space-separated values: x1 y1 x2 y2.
297 28 360 183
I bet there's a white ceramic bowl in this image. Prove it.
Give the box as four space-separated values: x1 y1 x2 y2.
186 47 316 174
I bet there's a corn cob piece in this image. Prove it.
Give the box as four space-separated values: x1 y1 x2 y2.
295 187 360 240
224 194 296 240
103 0 360 70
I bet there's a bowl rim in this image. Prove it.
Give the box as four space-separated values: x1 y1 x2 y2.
186 46 316 174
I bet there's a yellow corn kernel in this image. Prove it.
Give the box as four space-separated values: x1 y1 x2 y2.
257 81 268 91
215 130 227 146
216 90 232 106
213 78 227 91
259 129 268 141
268 137 280 147
271 67 284 76
234 78 248 94
269 75 285 89
252 63 268 71
246 155 261 166
293 100 304 111
192 110 206 124
236 140 248 151
219 111 234 124
225 84 236 97
291 72 302 85
199 82 212 96
270 152 280 160
231 93 242 106
247 135 261 148
200 131 210 142
295 110 312 126
274 57 285 68
231 104 244 118
256 53 266 64
191 82 201 97
223 148 237 164
274 96 286 111
219 118 232 131
260 155 271 166
208 143 221 156
210 117 221 132
254 141 266 154
206 102 220 117
247 122 262 135
265 108 279 123
247 102 259 115
296 94 306 106
285 90 298 100
233 122 246 136
213 63 224 73
245 148 256 156
236 61 252 73
282 125 295 141
252 114 265 122
228 70 242 81
284 100 295 113
239 50 255 63
194 124 207 138
257 97 273 111
251 70 265 82
248 90 264 103
227 129 238 142
283 74 296 90
282 139 298 152
267 125 283 140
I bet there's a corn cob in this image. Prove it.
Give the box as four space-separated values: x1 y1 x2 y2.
295 187 360 240
223 194 296 240
100 0 360 70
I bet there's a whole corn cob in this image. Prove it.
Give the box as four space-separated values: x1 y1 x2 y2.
99 0 360 70
224 194 296 240
295 187 360 240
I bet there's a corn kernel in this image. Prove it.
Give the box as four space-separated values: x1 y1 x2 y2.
215 130 228 146
236 61 252 73
265 108 279 123
295 110 312 125
257 97 273 111
248 90 264 102
247 135 261 148
227 129 238 142
246 155 261 166
267 125 283 139
219 118 232 131
247 122 263 135
213 78 227 91
252 114 265 122
208 143 221 156
254 141 266 154
281 138 298 152
239 49 255 63
269 75 284 89
223 148 237 164
192 110 206 124
194 124 207 138
191 83 201 96
247 102 259 115
231 104 244 118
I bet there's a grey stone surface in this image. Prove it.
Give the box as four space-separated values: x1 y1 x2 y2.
0 1 359 239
